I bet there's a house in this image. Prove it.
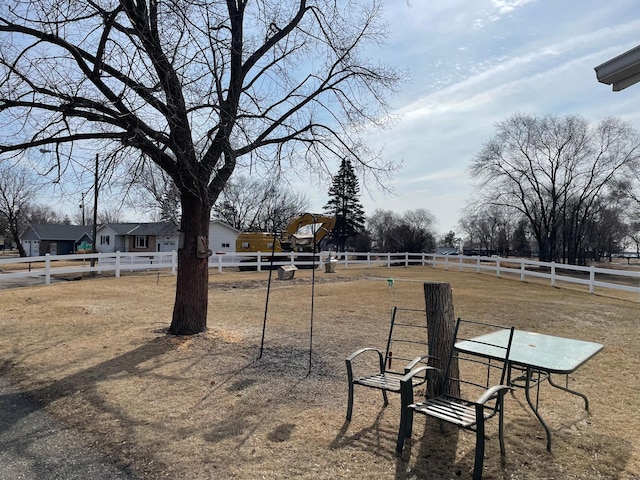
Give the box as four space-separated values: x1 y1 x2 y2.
21 224 93 256
208 220 239 254
94 220 239 255
95 222 179 253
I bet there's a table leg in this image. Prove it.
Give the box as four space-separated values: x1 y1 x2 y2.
548 374 590 410
524 367 552 452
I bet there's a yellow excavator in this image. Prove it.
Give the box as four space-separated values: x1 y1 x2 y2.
236 213 336 254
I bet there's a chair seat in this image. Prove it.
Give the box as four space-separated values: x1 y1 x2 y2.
354 373 423 392
409 397 492 428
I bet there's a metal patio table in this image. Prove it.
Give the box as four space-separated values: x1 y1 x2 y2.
456 329 603 451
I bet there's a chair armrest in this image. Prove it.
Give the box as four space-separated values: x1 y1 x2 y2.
346 348 385 382
475 384 512 405
345 347 383 363
404 355 435 374
400 365 443 385
399 366 443 400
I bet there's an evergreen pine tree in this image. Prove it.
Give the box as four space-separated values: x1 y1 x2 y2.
324 159 366 251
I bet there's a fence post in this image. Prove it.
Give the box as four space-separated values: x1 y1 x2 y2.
496 258 501 277
551 262 556 287
589 265 595 294
367 252 371 269
344 252 349 269
115 251 121 278
476 257 480 273
405 252 409 267
45 253 51 285
458 256 463 272
520 259 525 281
387 252 390 269
171 250 177 275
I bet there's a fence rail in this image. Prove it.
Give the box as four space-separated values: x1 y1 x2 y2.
2 250 640 299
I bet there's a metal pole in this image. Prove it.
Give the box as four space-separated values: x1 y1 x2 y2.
309 214 318 375
259 229 278 359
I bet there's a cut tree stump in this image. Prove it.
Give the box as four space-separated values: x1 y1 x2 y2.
424 281 460 398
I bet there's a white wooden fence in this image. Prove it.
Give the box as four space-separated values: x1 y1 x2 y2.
2 250 640 299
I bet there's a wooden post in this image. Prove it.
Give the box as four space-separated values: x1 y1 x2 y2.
424 282 460 397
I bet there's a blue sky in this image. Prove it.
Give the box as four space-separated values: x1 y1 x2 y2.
28 1 640 234
303 0 640 235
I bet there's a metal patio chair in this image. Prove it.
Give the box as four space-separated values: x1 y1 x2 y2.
396 318 515 480
345 306 436 421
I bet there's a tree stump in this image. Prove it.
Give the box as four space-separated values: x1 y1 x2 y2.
424 282 460 397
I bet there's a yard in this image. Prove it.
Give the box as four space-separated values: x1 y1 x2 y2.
0 265 638 479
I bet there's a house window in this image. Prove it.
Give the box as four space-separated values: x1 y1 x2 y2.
221 242 230 248
100 235 110 245
135 235 149 249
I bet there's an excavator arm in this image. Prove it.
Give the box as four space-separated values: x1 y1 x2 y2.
285 213 336 251
286 213 336 239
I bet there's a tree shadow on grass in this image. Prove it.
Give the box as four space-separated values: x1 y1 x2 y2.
330 409 400 458
394 418 463 480
0 376 135 479
398 414 634 480
0 336 177 477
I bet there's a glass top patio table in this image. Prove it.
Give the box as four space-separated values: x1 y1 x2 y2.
456 328 603 451
456 329 603 374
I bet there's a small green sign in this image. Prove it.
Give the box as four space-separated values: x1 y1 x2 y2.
78 241 92 252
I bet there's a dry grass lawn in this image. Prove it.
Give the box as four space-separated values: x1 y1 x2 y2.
0 265 639 479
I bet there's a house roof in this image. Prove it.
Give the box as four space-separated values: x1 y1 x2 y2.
210 219 240 233
99 222 179 236
26 224 93 241
595 44 640 91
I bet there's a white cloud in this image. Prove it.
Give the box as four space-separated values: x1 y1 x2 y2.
401 169 465 184
491 0 537 15
313 1 640 235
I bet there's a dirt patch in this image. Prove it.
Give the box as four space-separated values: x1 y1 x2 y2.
207 273 365 291
0 266 638 479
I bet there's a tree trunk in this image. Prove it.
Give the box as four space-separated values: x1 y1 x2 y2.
424 282 460 398
9 220 26 257
168 194 211 335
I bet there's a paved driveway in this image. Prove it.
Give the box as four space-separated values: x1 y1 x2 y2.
0 376 134 479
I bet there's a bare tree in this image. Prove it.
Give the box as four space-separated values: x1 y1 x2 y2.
471 114 640 263
0 1 401 334
24 203 69 225
127 163 181 225
98 208 124 224
213 176 308 232
0 161 40 256
367 209 400 252
458 204 515 256
367 208 436 253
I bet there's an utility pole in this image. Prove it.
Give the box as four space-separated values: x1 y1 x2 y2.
80 192 86 226
90 153 99 272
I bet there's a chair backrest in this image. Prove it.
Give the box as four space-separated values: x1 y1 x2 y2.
441 318 514 406
383 306 432 374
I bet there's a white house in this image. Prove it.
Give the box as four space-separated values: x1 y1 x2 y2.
208 220 239 254
95 220 239 255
